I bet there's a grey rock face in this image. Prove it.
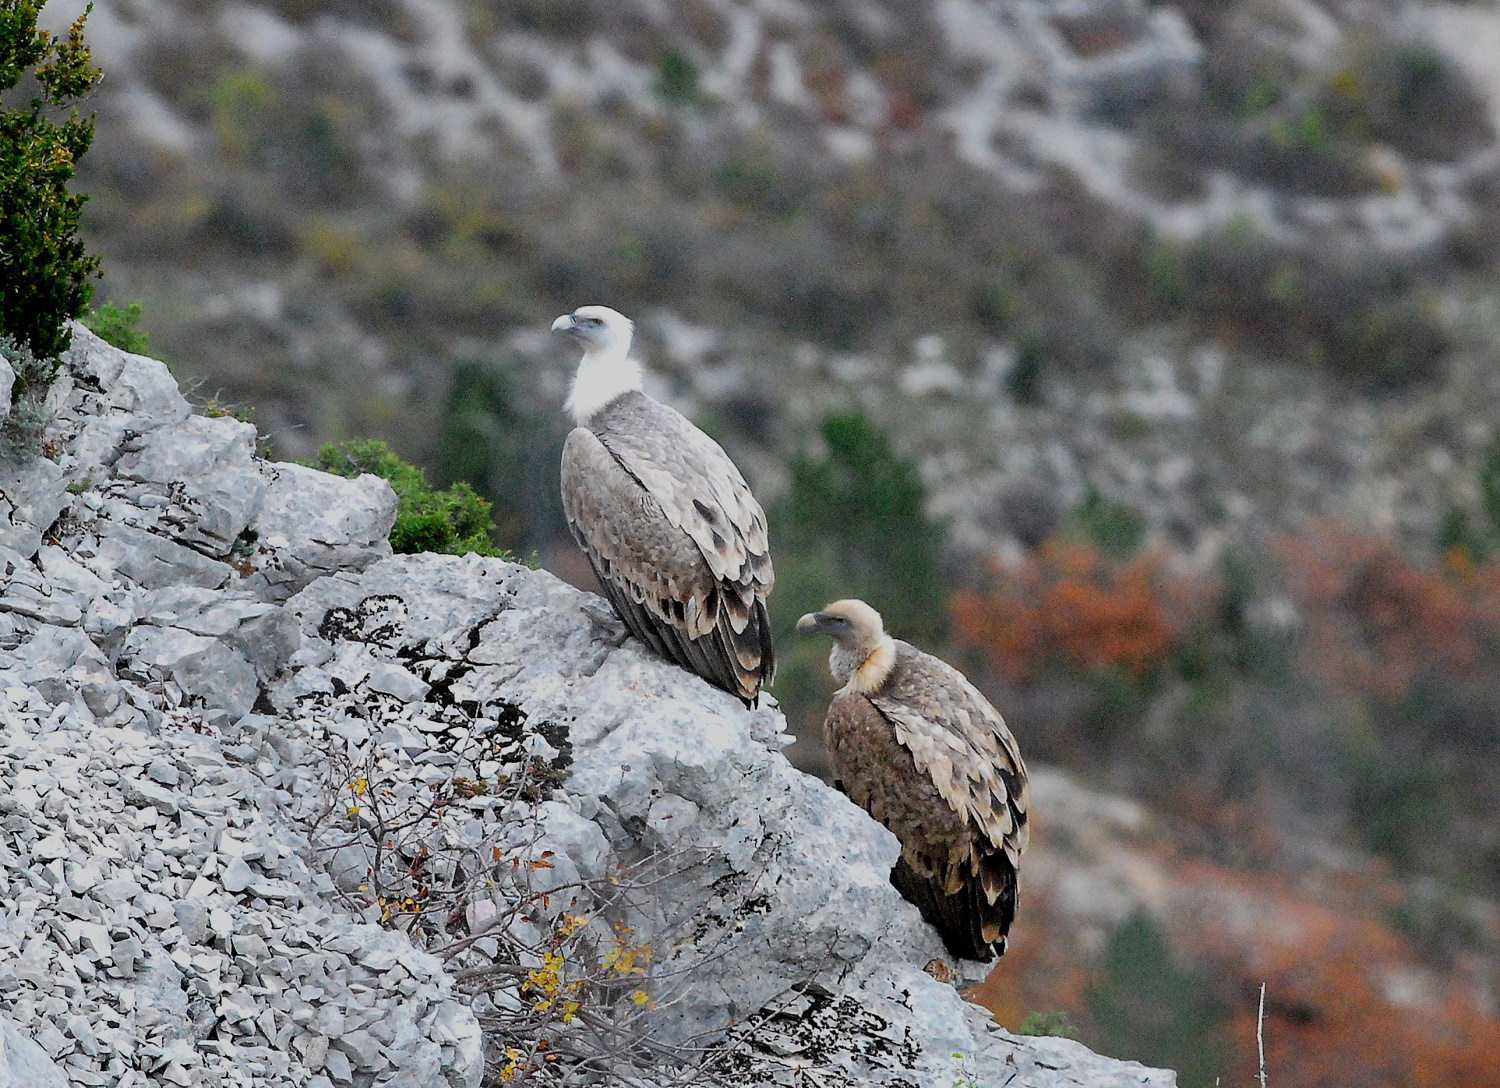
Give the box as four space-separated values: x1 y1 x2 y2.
0 1016 68 1088
242 463 396 602
0 457 67 558
0 329 1172 1088
94 522 234 590
0 354 13 422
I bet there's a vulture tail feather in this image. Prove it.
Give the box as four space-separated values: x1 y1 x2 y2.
891 854 1016 963
592 569 675 662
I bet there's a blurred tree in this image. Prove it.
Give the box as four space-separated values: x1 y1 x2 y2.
1085 913 1228 1088
769 411 946 764
656 49 699 106
1006 338 1045 404
431 354 567 556
775 411 946 641
1069 485 1144 558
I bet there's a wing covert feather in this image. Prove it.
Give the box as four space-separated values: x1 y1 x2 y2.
561 408 774 701
588 392 773 595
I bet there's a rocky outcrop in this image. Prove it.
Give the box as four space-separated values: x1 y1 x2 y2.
0 327 1174 1086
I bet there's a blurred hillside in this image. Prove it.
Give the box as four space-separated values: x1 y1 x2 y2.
43 0 1500 1081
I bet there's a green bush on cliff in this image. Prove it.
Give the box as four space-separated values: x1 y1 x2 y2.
83 300 149 353
1 0 102 371
314 439 510 558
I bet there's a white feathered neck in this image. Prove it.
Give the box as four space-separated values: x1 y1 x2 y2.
565 346 643 426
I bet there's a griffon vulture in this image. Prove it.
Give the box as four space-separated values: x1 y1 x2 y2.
798 599 1029 961
553 305 775 703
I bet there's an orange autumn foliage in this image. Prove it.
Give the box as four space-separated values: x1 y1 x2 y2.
952 541 1201 682
1173 866 1500 1088
978 843 1500 1087
1278 521 1500 696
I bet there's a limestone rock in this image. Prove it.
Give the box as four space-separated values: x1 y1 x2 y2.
242 463 396 602
94 523 233 591
0 1016 68 1088
0 456 67 558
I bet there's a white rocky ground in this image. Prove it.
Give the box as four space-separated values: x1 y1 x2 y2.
0 326 1175 1086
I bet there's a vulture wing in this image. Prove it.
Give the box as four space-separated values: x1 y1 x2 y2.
561 391 774 701
826 642 1029 960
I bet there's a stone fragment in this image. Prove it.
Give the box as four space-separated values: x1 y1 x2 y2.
322 1046 352 1084
0 1015 70 1087
161 470 268 558
147 759 180 786
242 463 396 602
33 835 71 861
220 857 255 894
120 625 259 719
366 662 429 703
0 625 123 715
111 936 142 977
94 523 232 590
332 1029 383 1071
0 456 68 558
293 1032 329 1071
61 324 191 425
123 778 180 817
114 414 256 485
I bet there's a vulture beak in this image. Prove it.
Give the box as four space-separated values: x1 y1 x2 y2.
796 612 825 634
551 313 581 338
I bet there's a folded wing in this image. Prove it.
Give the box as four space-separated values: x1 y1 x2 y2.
561 391 774 701
828 644 1029 960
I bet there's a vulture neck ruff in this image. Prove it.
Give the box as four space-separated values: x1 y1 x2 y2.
567 351 644 426
832 637 897 695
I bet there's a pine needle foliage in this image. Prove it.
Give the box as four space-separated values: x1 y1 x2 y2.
1 0 102 367
313 439 510 559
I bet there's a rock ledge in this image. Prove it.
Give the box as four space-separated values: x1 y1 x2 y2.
0 327 1174 1087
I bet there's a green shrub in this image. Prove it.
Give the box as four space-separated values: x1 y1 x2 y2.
1 0 102 364
314 439 509 558
1017 1011 1073 1037
83 300 149 353
1006 339 1044 404
655 49 698 105
1437 443 1500 561
1069 486 1144 558
1346 732 1448 868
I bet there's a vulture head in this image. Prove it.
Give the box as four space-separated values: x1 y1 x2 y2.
797 598 896 693
552 305 634 357
554 305 643 424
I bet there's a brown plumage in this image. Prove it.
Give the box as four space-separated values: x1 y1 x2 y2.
798 599 1029 961
555 306 774 704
